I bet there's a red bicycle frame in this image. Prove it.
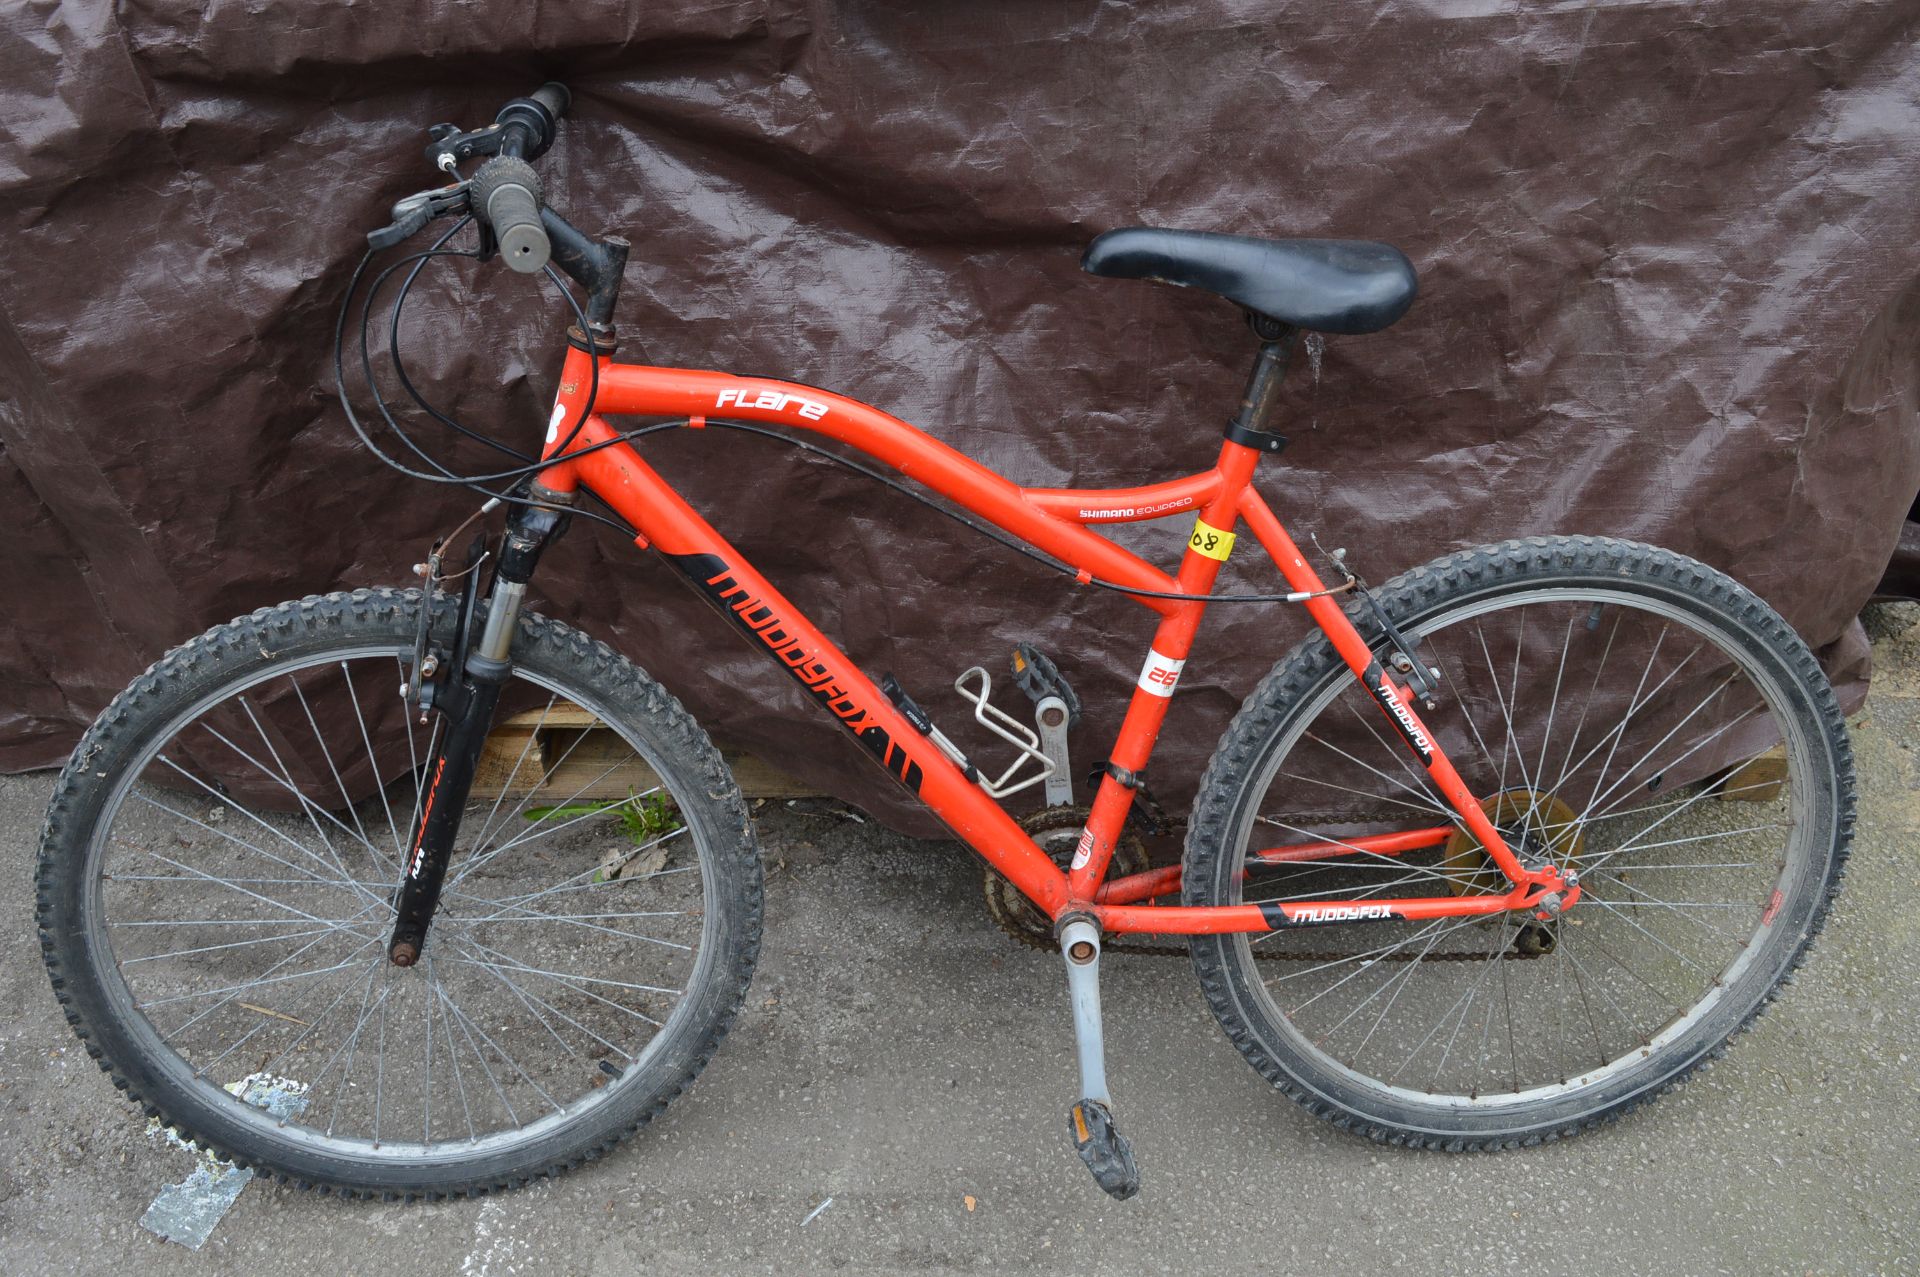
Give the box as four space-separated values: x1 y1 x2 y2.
531 345 1571 935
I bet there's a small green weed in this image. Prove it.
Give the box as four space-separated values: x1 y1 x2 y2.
524 789 683 882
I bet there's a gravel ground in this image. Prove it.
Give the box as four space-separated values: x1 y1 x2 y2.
2 608 1917 1275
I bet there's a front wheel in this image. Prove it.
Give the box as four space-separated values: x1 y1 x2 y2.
36 588 763 1197
1185 537 1853 1149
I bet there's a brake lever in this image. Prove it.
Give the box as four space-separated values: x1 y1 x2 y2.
425 120 508 168
366 180 472 251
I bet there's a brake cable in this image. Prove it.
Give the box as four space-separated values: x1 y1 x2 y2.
345 244 603 485
338 221 677 536
386 216 534 464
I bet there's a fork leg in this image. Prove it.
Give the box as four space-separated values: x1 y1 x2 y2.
387 500 571 965
1058 916 1139 1200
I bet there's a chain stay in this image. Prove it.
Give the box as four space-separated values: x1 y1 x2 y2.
984 808 1549 963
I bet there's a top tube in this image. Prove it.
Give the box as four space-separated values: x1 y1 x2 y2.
555 356 1247 614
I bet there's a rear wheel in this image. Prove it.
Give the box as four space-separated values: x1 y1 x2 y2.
37 588 762 1197
1185 537 1853 1148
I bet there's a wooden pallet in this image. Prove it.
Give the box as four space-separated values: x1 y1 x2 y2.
1717 745 1787 802
471 702 817 801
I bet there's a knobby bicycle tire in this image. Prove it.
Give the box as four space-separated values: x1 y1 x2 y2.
36 588 763 1198
1184 536 1853 1149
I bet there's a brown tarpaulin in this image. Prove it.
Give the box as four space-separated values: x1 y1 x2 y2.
3 3 1915 835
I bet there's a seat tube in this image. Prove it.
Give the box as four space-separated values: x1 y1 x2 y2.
1066 439 1263 899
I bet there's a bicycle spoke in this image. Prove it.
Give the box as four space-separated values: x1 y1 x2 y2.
1423 921 1513 1090
122 923 375 965
453 773 666 886
341 662 406 864
478 866 700 914
1476 620 1534 800
425 954 478 1143
1255 816 1467 891
1328 920 1457 1060
464 693 561 855
448 994 564 1118
436 954 681 999
1335 698 1448 811
234 695 364 890
450 722 631 884
1300 732 1454 817
1273 771 1456 818
450 934 670 1029
1582 874 1752 943
290 674 398 878
434 982 525 1127
472 833 693 911
146 948 379 1014
125 842 370 930
1568 822 1785 865
140 766 360 894
1546 610 1623 802
456 896 694 951
464 951 636 1064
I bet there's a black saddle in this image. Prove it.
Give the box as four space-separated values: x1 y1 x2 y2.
1081 228 1416 335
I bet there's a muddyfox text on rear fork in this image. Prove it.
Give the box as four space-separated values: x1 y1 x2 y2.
387 500 571 964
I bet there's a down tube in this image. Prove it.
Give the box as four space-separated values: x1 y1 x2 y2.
562 416 1072 916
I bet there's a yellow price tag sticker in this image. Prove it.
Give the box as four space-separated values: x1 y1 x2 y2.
1188 517 1236 562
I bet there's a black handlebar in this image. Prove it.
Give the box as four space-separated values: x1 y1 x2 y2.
472 83 568 271
370 82 625 315
371 83 575 271
527 83 571 124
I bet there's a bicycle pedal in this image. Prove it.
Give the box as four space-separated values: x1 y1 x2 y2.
1068 1098 1140 1201
1010 643 1081 727
1012 644 1078 805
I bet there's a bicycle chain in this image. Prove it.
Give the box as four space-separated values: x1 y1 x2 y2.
985 805 1549 964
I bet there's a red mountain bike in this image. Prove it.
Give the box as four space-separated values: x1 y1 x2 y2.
37 86 1854 1200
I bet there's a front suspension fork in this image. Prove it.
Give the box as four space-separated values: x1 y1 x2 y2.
388 498 570 966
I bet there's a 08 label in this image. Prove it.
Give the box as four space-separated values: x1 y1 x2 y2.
1188 517 1236 561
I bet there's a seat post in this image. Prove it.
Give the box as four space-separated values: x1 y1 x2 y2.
1224 316 1297 454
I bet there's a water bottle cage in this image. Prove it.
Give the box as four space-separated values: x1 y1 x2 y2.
882 668 1059 799
952 666 1058 798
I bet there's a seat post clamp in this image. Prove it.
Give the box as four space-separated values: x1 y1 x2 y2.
1223 419 1289 453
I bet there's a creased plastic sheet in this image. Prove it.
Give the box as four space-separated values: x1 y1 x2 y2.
2 2 1915 835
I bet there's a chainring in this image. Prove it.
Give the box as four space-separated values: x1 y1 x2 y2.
983 806 1149 952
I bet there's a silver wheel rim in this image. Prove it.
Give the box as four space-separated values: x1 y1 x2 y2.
1228 585 1827 1112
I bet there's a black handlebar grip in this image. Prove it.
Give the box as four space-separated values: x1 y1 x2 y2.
493 84 570 160
528 82 571 121
472 156 549 273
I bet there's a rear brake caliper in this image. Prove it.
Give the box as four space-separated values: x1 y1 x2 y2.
1355 577 1441 706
